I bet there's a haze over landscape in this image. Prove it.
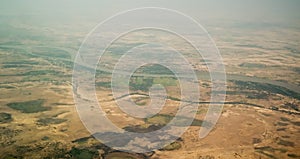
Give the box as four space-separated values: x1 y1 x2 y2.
0 0 299 158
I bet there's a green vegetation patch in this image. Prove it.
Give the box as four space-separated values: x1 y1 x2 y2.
7 99 49 113
22 70 63 76
0 112 12 123
32 47 71 59
3 60 39 65
106 42 146 58
129 77 154 92
239 62 266 68
0 85 15 89
96 81 111 88
136 64 174 75
129 77 177 92
145 114 206 127
145 114 173 125
69 147 99 159
127 64 178 92
37 117 67 126
232 80 300 100
41 136 50 141
72 136 91 144
2 60 40 69
123 124 163 133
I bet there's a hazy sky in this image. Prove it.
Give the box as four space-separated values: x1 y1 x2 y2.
1 0 299 24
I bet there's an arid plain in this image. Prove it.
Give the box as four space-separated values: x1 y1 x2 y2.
0 17 300 159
